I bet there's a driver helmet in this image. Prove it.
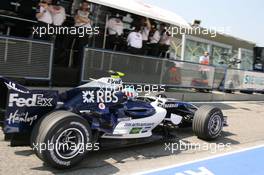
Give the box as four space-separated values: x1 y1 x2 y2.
123 87 138 98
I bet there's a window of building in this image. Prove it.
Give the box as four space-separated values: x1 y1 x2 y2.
239 48 253 70
211 45 231 66
184 39 209 63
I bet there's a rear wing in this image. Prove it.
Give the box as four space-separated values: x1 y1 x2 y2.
0 77 59 134
0 77 29 111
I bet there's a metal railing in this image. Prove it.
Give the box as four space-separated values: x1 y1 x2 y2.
0 36 53 80
81 48 217 89
0 39 262 92
81 48 264 92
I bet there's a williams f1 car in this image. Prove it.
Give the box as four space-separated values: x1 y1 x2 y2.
0 73 227 169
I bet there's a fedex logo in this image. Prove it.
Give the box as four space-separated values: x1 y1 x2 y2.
8 93 53 107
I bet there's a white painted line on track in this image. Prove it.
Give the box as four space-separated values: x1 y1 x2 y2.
135 144 264 175
191 101 264 104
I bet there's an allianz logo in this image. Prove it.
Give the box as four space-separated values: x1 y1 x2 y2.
162 103 179 108
8 93 53 107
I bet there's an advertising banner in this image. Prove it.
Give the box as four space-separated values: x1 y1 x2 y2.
224 69 264 91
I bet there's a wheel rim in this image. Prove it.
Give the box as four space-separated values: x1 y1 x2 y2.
208 114 222 135
55 128 84 160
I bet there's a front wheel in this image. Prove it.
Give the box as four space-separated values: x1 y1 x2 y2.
31 111 92 169
192 106 224 140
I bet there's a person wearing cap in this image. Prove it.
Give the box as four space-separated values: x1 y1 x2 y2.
199 51 210 65
159 23 172 58
106 14 124 36
49 1 66 27
106 13 124 50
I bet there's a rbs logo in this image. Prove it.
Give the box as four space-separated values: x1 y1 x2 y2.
82 90 118 104
8 93 53 107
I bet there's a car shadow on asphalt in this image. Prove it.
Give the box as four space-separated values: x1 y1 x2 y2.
13 127 239 175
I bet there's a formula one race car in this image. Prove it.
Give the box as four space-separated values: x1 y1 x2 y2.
0 72 227 169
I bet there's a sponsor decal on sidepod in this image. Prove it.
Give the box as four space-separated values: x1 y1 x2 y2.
8 93 53 107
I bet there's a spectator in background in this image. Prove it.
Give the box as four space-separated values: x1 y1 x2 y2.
159 23 172 58
148 23 160 57
51 1 67 66
49 1 66 27
127 25 143 54
199 51 210 65
74 1 91 29
140 17 151 54
35 0 53 40
73 0 92 67
74 1 91 46
106 14 124 51
199 52 210 84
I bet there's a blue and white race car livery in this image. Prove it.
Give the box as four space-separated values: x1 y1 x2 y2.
0 72 227 169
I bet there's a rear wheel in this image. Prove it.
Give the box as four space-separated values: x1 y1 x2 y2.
31 111 92 169
192 105 224 140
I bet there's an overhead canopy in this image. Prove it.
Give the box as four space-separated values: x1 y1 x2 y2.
88 0 191 28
